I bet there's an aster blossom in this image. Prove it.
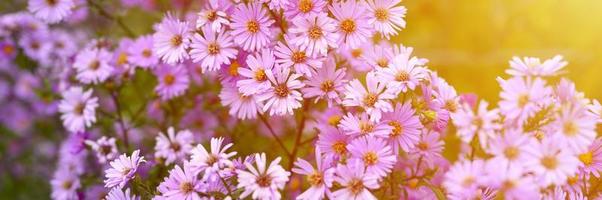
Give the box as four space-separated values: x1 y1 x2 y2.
156 163 203 200
27 0 74 24
382 102 423 153
292 148 335 200
443 159 487 200
507 55 567 77
550 104 597 154
153 63 190 100
332 160 379 200
85 136 118 164
73 47 114 84
274 37 324 77
329 0 372 49
190 137 237 181
255 65 305 116
284 0 327 20
104 150 146 189
58 86 98 133
375 51 428 94
237 48 277 96
105 187 139 200
343 71 396 122
154 127 194 165
237 153 291 200
498 76 552 125
153 13 192 64
347 136 397 178
523 138 579 187
289 13 339 57
219 80 263 120
230 3 274 52
366 0 407 39
451 100 500 147
196 0 232 32
301 57 347 106
190 26 238 72
338 112 392 138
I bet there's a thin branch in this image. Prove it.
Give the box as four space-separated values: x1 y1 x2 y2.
86 0 135 37
258 113 290 156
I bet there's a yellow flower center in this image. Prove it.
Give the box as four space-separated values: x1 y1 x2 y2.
503 146 519 160
349 179 364 195
363 93 378 107
274 84 290 97
395 71 410 82
164 74 176 85
332 141 347 155
389 121 403 137
292 51 306 63
308 172 323 186
89 60 100 70
351 48 362 58
206 11 217 21
320 80 334 92
229 61 240 76
207 43 220 55
327 115 342 126
142 49 152 57
340 19 356 33
298 0 313 13
359 121 374 134
3 44 14 55
362 151 378 165
563 121 579 136
579 151 593 166
517 94 529 107
117 52 128 65
170 35 183 47
308 27 323 40
180 182 194 193
254 69 267 81
375 8 389 21
247 21 259 33
541 156 558 170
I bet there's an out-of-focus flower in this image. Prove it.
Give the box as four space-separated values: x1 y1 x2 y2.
443 159 486 200
507 55 567 77
85 136 118 164
73 48 114 84
50 169 81 200
451 100 500 147
219 80 263 120
498 77 551 125
154 127 194 165
550 104 596 154
59 86 98 133
28 0 74 24
128 35 158 69
153 63 190 100
524 138 579 187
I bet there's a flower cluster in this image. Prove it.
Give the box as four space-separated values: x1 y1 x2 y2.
1 0 602 199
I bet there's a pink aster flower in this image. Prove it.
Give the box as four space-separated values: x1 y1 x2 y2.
550 104 597 154
362 42 396 69
329 0 372 49
85 136 118 164
451 100 500 147
338 112 392 138
28 0 74 24
347 136 396 178
58 86 98 133
196 0 232 32
343 71 397 122
153 14 192 64
486 130 531 168
230 3 274 52
289 13 339 57
219 80 263 120
484 162 539 200
524 138 580 187
284 0 326 20
73 48 114 84
382 102 423 154
588 99 602 123
153 64 190 100
104 150 146 189
237 48 276 95
375 51 428 94
409 130 444 169
50 169 80 200
190 137 237 181
366 0 407 39
317 125 351 162
443 159 486 200
578 137 602 177
157 163 203 199
154 127 194 165
105 187 139 200
128 35 158 69
302 57 347 106
332 159 379 200
293 148 335 200
237 153 291 200
507 55 567 77
255 65 305 116
498 77 552 124
274 37 324 77
190 26 238 72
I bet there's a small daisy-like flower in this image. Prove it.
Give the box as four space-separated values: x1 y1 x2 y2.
362 42 395 69
375 52 428 94
58 86 98 133
28 0 74 24
578 137 602 177
105 187 139 200
157 163 203 199
302 57 347 106
154 127 194 165
451 100 500 147
219 80 263 120
587 99 602 123
338 112 392 138
293 148 335 200
347 136 396 178
524 138 580 187
153 14 192 64
73 48 114 84
230 3 274 52
284 0 327 19
190 137 237 181
329 0 372 49
237 48 276 96
289 13 339 57
104 150 146 189
484 161 539 200
506 55 567 77
498 77 552 124
443 159 486 200
365 0 407 39
409 130 444 169
50 169 80 200
190 26 238 72
382 103 423 154
274 37 324 77
486 130 531 168
153 64 190 100
128 35 158 69
317 126 351 161
256 65 305 116
332 159 379 200
85 136 118 164
343 71 397 122
196 0 232 32
550 104 597 154
237 153 291 200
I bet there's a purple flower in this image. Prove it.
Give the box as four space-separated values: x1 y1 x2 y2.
550 104 596 154
85 136 118 164
189 26 238 72
409 130 444 169
332 159 379 200
338 112 392 138
58 86 98 133
73 47 114 84
274 36 324 77
366 0 407 39
498 77 551 125
486 130 530 168
104 150 146 189
524 138 579 187
329 0 372 49
255 65 305 116
375 51 428 94
237 153 291 200
128 35 159 69
347 136 396 178
292 148 335 200
578 137 602 177
451 100 500 147
343 72 396 122
507 55 567 77
284 0 326 20
237 48 276 96
289 13 339 57
302 57 346 106
317 125 350 162
382 102 423 154
105 187 139 200
153 13 192 64
28 0 74 24
156 163 203 199
50 168 81 200
219 80 263 120
154 127 194 165
190 137 237 181
230 3 274 52
443 159 486 200
153 63 190 100
196 0 232 32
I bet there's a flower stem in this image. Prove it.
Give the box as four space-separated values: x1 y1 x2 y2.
86 0 135 37
258 113 290 156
